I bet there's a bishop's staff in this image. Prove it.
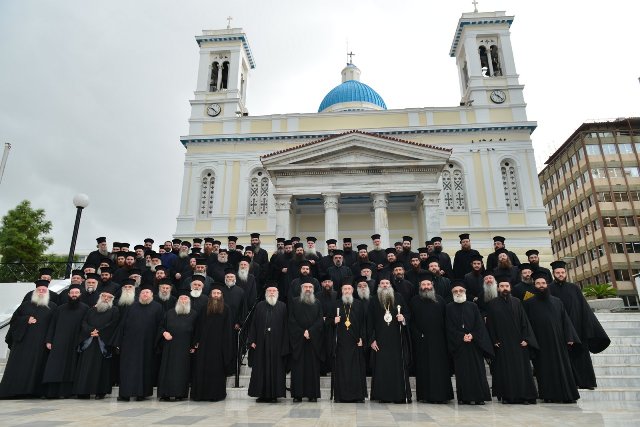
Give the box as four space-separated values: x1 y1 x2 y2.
330 306 339 400
397 304 410 403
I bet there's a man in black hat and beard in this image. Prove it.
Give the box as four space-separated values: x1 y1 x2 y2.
350 244 376 278
0 280 57 398
287 260 319 302
288 282 324 402
396 236 418 269
315 275 337 376
42 284 90 398
341 238 357 267
524 272 580 403
154 278 177 312
463 254 485 301
452 233 481 280
22 267 60 305
525 249 552 284
486 236 521 272
84 236 110 269
425 257 453 303
249 233 269 270
320 239 338 276
430 237 453 278
512 263 537 301
80 272 102 307
549 260 610 390
237 256 258 310
115 286 164 401
368 234 386 271
327 250 353 292
491 248 520 286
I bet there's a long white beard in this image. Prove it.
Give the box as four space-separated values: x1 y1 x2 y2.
483 284 498 302
342 294 354 305
96 299 113 312
237 268 249 282
190 289 202 298
98 248 109 256
175 301 191 315
179 250 188 258
377 287 394 307
31 291 50 307
158 292 171 301
225 280 236 288
85 285 96 294
266 294 278 306
453 293 466 304
139 295 152 305
301 291 316 305
420 288 437 302
118 290 135 306
357 287 370 300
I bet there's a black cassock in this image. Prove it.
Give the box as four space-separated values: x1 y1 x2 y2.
0 301 56 398
42 301 90 397
334 299 367 402
550 281 610 389
524 295 581 402
315 289 337 375
485 296 538 402
445 301 493 403
154 295 177 313
73 306 120 396
368 293 411 402
452 249 481 280
409 295 454 403
157 308 198 399
191 305 233 401
512 281 537 302
116 301 164 398
288 298 324 399
248 301 289 399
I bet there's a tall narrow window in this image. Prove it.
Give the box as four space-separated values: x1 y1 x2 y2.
221 61 230 90
441 164 466 211
210 62 219 92
490 45 502 76
478 46 490 76
199 170 215 218
248 170 270 217
501 160 522 210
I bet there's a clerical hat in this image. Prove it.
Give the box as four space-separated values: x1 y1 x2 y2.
228 236 238 242
121 278 136 287
494 274 512 284
326 239 337 245
140 283 153 291
120 243 130 249
525 249 539 257
157 278 172 286
39 267 54 277
306 236 317 242
100 266 112 274
332 249 344 256
34 279 50 288
191 274 206 283
155 265 168 272
354 275 368 284
385 248 397 255
431 236 443 242
181 241 192 248
191 247 202 254
144 238 154 244
319 274 332 282
495 248 509 256
134 244 144 251
343 237 352 243
250 233 261 238
357 244 368 251
493 236 506 243
203 237 214 244
291 236 301 242
531 271 548 282
417 271 436 282
402 236 413 242
240 256 252 264
128 268 142 276
100 283 118 296
224 268 236 275
418 247 429 254
370 234 381 240
293 243 304 249
519 263 533 271
96 237 107 244
195 257 207 265
550 260 567 271
71 269 84 277
425 256 440 265
459 233 470 241
276 237 286 243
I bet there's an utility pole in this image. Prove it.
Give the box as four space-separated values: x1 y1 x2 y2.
0 143 11 185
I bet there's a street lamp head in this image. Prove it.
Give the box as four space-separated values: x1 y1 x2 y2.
73 193 90 209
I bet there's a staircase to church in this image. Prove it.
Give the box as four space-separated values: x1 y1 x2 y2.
1 312 638 401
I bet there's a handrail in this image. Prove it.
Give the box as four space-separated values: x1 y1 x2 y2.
233 300 258 388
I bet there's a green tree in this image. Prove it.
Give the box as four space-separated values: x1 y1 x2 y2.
0 200 54 281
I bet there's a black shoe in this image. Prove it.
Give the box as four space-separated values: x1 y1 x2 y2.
135 396 146 402
562 400 576 404
527 399 537 405
474 401 485 405
256 397 268 403
95 394 105 400
293 397 302 403
309 398 317 402
77 394 90 400
159 397 170 402
407 399 412 404
117 396 130 402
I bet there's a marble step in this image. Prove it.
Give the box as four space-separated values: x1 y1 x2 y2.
599 320 640 328
595 313 640 320
594 364 640 376
609 336 640 346
600 344 640 354
598 328 640 336
591 353 640 365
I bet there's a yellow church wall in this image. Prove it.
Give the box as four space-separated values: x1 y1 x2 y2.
444 215 470 227
508 212 526 225
297 214 324 233
466 111 476 123
195 220 212 232
226 161 242 232
388 214 414 230
433 111 461 125
246 218 268 231
202 122 224 134
339 213 374 232
489 109 513 123
251 120 273 133
298 113 408 132
472 153 490 226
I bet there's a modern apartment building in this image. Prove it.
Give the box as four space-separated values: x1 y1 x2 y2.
539 118 640 302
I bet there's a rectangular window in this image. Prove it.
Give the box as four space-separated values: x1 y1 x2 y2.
601 144 617 154
576 148 583 160
598 192 612 202
610 242 625 253
635 142 640 152
631 191 640 201
624 167 640 177
613 192 630 202
619 143 634 154
618 216 636 227
586 145 601 156
608 168 624 178
591 168 606 179
615 269 631 281
602 216 618 227
625 242 640 254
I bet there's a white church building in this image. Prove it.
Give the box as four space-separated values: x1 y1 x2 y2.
174 9 551 259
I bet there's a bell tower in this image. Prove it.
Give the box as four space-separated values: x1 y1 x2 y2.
191 22 255 121
450 10 527 121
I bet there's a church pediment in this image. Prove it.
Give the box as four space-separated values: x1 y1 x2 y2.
261 130 451 171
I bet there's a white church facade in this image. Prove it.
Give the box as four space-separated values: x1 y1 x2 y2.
174 10 551 258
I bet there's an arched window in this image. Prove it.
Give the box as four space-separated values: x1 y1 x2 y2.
442 164 466 211
210 62 219 92
501 160 521 210
490 45 502 76
248 170 270 217
221 61 230 90
199 170 216 218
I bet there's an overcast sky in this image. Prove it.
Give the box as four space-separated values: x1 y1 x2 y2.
0 0 638 255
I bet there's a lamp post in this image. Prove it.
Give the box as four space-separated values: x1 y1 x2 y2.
65 194 89 278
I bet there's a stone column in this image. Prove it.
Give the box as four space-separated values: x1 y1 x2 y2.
372 192 390 248
274 194 292 239
322 192 340 241
421 190 442 240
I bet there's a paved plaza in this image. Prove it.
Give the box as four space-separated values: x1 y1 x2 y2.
0 396 638 426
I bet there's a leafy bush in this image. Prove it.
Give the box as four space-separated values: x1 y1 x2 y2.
582 284 618 299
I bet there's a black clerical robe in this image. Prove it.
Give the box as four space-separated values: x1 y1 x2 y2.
0 301 56 398
392 277 416 310
485 295 538 402
409 294 454 403
288 297 324 399
445 301 493 403
334 299 367 402
73 306 120 396
524 295 581 402
368 293 411 402
486 249 521 272
116 301 164 398
247 301 289 399
433 275 453 304
432 249 454 278
237 274 258 310
154 294 177 313
550 281 610 389
191 305 233 401
452 248 481 280
42 301 90 397
463 271 484 301
316 289 337 376
157 308 198 399
22 289 60 305
512 281 537 302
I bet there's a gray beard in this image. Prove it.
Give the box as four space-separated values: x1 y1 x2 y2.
118 290 135 306
158 292 171 301
342 294 354 305
237 269 249 282
483 284 498 302
175 301 191 315
304 247 316 257
453 294 466 304
357 287 370 300
31 291 50 307
190 289 202 298
85 286 96 294
522 277 533 284
150 265 157 272
419 288 437 302
225 280 235 288
98 248 109 256
139 296 152 305
377 287 394 307
301 291 316 305
96 299 113 312
179 251 188 258
266 295 278 306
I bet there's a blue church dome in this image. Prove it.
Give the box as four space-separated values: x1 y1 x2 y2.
318 63 386 113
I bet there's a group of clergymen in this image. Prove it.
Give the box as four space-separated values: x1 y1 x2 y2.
0 232 611 405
